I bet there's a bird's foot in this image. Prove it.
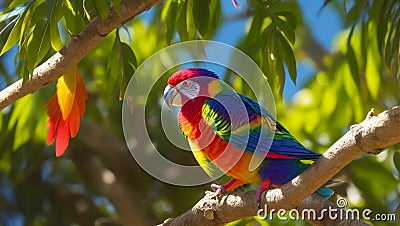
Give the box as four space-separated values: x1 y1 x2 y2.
256 179 271 209
255 187 265 209
211 183 226 197
208 183 226 202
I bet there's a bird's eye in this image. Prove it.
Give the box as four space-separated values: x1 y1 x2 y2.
182 81 189 87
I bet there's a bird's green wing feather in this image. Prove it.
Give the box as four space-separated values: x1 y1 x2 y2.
201 93 276 157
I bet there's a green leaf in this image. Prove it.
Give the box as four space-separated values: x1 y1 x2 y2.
0 17 17 54
350 158 397 202
205 0 220 39
16 56 29 81
177 0 188 41
384 23 395 68
377 15 387 56
276 59 285 96
26 18 51 74
272 31 286 96
62 0 86 34
63 0 76 16
110 0 122 16
321 86 338 117
83 0 93 21
340 59 358 98
269 1 297 13
386 23 400 77
346 45 360 90
186 0 197 40
393 152 400 177
119 42 137 99
360 20 368 63
7 94 34 150
31 2 49 24
247 7 264 45
35 21 51 64
345 5 360 27
278 34 297 84
94 0 110 20
259 25 272 53
0 16 23 55
8 0 31 10
0 151 11 173
0 6 25 23
106 37 121 98
364 14 382 99
108 32 138 101
49 0 63 51
275 16 295 45
278 11 297 30
121 43 137 69
345 1 366 28
161 0 180 44
365 47 381 100
192 0 210 37
0 4 32 56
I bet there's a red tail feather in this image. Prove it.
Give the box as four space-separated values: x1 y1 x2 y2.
45 66 87 156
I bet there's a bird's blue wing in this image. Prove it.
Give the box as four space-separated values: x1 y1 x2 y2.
201 93 275 157
239 94 321 160
202 93 321 160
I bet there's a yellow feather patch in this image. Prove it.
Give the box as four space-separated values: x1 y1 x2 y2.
189 140 215 177
300 160 314 164
57 66 77 120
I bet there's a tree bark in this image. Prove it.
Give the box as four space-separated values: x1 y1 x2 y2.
0 0 162 110
159 107 400 225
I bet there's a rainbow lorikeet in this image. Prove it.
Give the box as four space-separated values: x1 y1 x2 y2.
163 68 333 206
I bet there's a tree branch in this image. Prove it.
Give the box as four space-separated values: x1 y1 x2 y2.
159 106 400 225
0 0 162 110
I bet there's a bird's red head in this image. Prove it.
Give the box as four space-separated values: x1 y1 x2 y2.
164 68 220 110
167 68 219 86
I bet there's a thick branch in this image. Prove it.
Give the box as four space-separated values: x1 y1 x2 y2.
159 106 400 225
0 0 162 110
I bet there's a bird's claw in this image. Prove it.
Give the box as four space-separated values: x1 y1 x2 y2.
256 186 266 209
210 183 226 201
211 183 226 195
256 196 262 209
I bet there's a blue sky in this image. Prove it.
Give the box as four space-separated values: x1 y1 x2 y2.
211 0 343 99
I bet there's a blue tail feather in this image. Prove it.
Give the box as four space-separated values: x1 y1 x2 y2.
316 186 334 198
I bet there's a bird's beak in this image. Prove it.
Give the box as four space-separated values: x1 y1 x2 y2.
163 85 180 111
